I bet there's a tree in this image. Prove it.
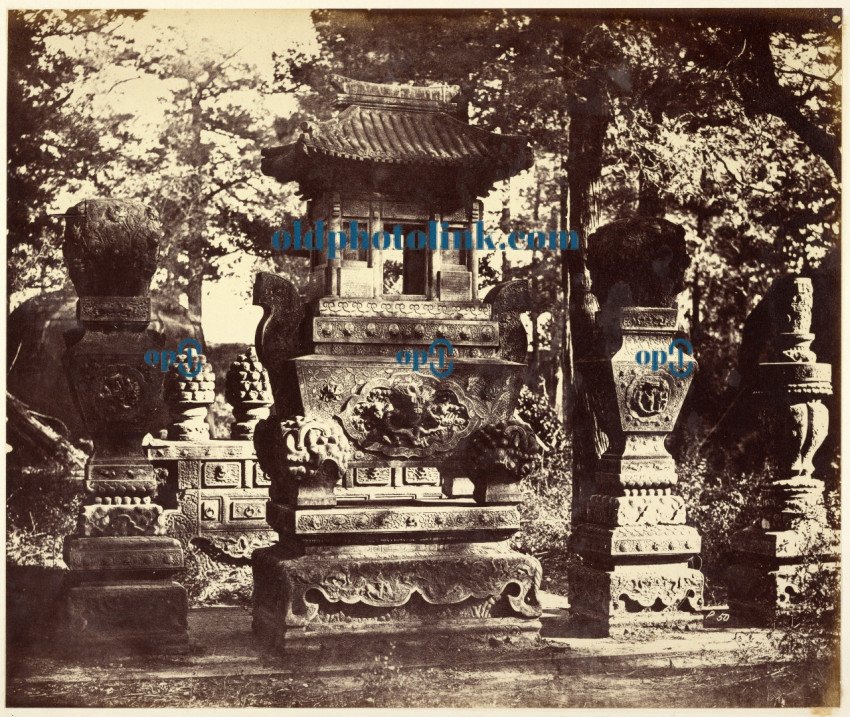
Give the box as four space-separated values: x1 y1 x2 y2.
7 10 143 298
269 9 840 432
9 13 306 312
89 25 304 312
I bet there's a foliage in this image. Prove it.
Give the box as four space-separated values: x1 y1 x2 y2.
674 424 762 603
513 384 573 591
180 542 253 606
6 10 842 639
731 531 840 707
8 11 304 312
273 10 840 429
93 24 302 310
7 444 82 567
517 383 567 455
7 10 143 297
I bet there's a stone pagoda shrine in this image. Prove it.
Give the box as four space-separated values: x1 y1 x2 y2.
252 75 542 649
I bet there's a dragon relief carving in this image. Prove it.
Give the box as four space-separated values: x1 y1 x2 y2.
338 373 486 458
256 414 352 506
79 505 169 537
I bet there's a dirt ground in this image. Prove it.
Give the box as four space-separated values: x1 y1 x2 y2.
7 656 837 708
6 569 839 709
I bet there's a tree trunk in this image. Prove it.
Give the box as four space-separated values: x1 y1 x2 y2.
557 169 569 423
565 71 610 528
186 274 203 316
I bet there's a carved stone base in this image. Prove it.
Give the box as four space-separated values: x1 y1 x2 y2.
252 541 542 650
732 522 838 559
572 523 701 561
57 580 189 654
727 560 839 626
568 562 704 635
64 535 185 575
727 524 838 626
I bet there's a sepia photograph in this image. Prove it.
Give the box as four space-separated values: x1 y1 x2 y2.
4 5 842 710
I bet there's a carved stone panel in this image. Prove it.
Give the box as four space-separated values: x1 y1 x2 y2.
203 462 241 488
230 499 266 521
254 465 271 487
354 467 392 486
403 467 440 485
337 372 487 459
200 499 221 522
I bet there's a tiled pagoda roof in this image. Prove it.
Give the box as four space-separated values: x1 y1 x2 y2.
261 76 532 186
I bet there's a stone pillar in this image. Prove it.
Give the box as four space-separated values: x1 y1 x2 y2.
225 347 272 440
568 307 703 634
368 201 383 298
727 277 836 624
468 200 481 301
59 198 188 653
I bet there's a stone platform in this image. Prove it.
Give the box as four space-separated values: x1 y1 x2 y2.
252 540 542 650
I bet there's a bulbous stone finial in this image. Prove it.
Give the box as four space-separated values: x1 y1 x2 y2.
225 347 273 440
62 198 160 297
586 217 688 309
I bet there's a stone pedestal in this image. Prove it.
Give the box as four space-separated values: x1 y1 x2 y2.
727 278 837 625
58 198 188 653
60 536 187 652
251 276 542 650
569 307 703 634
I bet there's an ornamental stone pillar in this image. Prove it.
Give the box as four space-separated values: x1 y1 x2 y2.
568 217 704 635
58 198 188 653
727 277 836 624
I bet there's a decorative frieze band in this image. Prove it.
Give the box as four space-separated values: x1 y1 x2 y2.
573 524 701 557
313 316 499 346
317 297 492 321
267 502 520 537
78 296 151 324
64 536 184 572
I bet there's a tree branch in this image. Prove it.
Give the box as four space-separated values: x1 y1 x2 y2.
740 25 840 177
